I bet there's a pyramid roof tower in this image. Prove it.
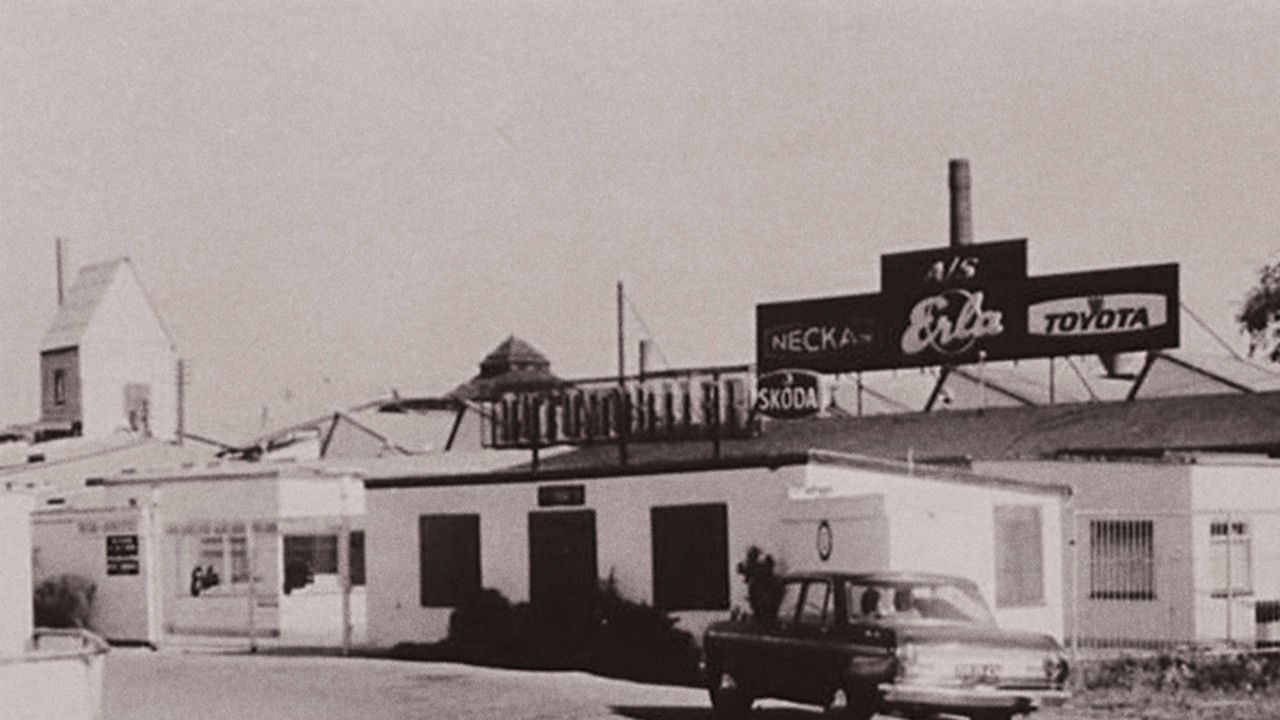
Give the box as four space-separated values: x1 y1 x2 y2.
450 336 565 402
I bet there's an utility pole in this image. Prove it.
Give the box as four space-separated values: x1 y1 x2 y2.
617 282 628 465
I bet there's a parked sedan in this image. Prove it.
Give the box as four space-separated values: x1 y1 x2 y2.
702 572 1069 720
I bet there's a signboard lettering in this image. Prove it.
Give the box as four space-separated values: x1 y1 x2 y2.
106 534 140 576
1028 294 1165 337
757 370 822 419
900 290 1004 355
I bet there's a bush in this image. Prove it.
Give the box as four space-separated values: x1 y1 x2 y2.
33 574 96 629
736 545 782 623
1080 649 1280 693
396 580 702 686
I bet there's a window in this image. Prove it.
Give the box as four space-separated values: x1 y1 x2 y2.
650 503 729 610
349 531 365 587
796 581 832 628
419 514 480 607
193 534 249 590
1090 519 1155 600
994 505 1044 607
775 580 805 626
53 369 67 405
1210 519 1252 598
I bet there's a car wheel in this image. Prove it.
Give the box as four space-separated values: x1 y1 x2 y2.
827 686 876 720
709 671 753 719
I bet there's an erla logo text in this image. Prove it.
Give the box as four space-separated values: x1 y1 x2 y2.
901 289 1004 356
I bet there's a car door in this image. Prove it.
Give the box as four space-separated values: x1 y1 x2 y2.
744 578 805 697
790 579 846 703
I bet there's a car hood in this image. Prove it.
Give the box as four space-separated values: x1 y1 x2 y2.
882 619 1061 652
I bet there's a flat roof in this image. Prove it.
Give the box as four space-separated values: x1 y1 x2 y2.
363 448 1070 497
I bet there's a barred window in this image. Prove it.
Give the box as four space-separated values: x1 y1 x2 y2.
1210 520 1251 598
1090 519 1155 601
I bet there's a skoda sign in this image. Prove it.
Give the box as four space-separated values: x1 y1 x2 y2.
757 370 822 420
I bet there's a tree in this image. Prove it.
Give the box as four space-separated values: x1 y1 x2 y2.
1237 262 1280 363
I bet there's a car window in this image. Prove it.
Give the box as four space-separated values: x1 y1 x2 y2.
844 579 995 625
797 581 831 628
774 580 804 626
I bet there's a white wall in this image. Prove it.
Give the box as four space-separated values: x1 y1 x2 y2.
979 459 1195 645
32 506 152 643
79 265 178 440
365 465 798 648
0 492 34 656
1190 461 1280 643
366 459 1066 648
803 463 1065 640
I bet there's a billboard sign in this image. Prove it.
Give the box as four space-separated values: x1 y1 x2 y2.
757 239 1179 374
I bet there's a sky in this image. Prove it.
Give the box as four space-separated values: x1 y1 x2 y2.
2 1 1278 442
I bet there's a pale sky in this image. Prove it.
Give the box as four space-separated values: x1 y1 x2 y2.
3 1 1278 441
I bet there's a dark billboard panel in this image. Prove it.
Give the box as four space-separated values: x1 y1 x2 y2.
755 239 1180 374
1021 263 1179 357
878 239 1028 370
756 293 882 374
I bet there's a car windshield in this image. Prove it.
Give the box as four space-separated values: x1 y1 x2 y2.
845 579 995 625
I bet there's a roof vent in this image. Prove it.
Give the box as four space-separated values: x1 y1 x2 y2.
27 453 45 463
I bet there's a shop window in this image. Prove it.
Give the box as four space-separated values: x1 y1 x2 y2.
1090 519 1155 600
994 505 1044 607
650 503 729 611
1210 519 1252 598
188 534 249 596
419 514 481 607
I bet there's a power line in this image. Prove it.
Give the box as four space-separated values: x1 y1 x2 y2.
1181 301 1245 361
622 292 672 370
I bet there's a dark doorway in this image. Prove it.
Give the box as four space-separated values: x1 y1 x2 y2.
529 510 598 613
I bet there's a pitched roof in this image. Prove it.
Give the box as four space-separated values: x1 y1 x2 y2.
512 390 1280 474
41 259 127 350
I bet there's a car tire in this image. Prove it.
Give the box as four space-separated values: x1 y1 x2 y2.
709 671 753 719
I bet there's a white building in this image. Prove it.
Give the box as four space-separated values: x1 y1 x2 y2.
37 258 180 441
362 450 1069 648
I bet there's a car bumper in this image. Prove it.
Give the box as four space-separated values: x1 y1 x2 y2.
879 683 1070 712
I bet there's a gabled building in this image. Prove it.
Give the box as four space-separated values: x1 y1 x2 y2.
38 258 180 441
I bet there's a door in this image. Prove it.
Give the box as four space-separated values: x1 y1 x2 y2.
528 510 597 614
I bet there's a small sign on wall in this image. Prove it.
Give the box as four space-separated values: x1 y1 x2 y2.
537 484 585 507
107 534 140 576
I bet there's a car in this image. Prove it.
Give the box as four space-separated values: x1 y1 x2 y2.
702 571 1070 720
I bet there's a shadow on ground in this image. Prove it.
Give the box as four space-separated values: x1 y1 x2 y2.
611 706 820 720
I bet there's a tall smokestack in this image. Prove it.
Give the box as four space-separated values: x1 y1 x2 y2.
949 159 973 247
55 238 66 306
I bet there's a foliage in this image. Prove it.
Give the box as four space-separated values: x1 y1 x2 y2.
1237 261 1280 362
393 580 702 686
1080 649 1280 694
33 574 96 629
735 545 783 623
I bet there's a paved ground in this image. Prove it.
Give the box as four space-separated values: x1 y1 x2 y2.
103 646 1280 720
102 648 830 720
